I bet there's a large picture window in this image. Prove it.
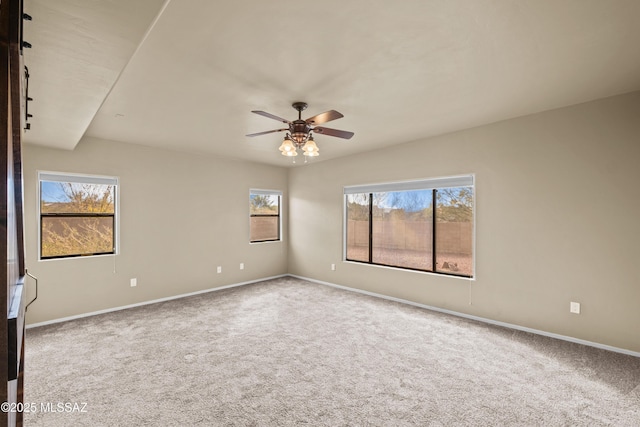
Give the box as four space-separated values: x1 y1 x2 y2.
250 189 281 243
345 175 474 278
39 172 118 260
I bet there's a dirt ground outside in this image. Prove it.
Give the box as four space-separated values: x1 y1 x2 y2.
347 246 472 277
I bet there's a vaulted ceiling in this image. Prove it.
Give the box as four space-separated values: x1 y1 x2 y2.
23 0 640 166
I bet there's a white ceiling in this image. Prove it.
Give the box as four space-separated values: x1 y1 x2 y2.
23 0 640 167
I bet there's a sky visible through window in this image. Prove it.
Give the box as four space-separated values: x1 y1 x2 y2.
41 181 68 203
349 188 470 212
41 182 114 205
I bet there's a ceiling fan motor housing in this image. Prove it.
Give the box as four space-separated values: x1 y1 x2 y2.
291 120 311 145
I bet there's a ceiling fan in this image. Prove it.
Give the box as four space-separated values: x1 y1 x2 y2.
246 102 354 159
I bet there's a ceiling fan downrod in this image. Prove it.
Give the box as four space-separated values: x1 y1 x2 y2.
291 102 308 118
290 102 311 145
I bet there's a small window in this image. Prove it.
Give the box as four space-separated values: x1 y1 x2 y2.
344 175 474 278
39 172 118 259
250 189 281 243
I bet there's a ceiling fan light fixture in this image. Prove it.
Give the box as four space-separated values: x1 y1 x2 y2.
279 135 296 153
302 136 319 156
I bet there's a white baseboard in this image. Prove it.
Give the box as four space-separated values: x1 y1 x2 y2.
290 274 640 358
26 274 288 329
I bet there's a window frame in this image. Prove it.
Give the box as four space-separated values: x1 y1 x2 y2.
38 171 119 260
343 175 475 279
249 189 282 243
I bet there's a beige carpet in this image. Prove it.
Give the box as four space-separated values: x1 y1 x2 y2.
24 276 640 426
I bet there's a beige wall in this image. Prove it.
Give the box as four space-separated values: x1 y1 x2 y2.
22 92 640 353
23 137 288 324
288 91 640 353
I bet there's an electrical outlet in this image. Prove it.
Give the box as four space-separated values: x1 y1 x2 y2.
331 263 336 271
240 263 244 270
130 278 137 287
217 266 222 274
570 302 580 314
